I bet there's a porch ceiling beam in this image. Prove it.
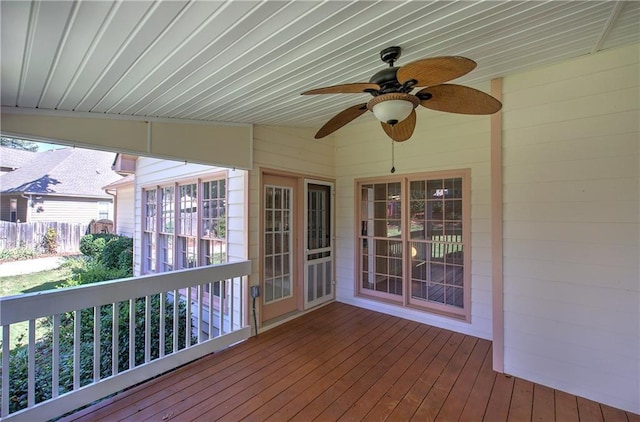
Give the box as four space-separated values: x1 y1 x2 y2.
0 107 253 170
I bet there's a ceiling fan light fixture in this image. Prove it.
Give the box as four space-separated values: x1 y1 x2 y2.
368 93 419 125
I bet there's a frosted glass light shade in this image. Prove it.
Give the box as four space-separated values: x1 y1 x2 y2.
372 100 414 124
367 93 420 125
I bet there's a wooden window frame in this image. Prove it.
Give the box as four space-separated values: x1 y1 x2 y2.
355 169 471 322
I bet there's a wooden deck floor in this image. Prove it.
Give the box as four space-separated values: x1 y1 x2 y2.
61 302 638 422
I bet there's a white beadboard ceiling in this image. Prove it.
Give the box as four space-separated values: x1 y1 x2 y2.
1 1 638 129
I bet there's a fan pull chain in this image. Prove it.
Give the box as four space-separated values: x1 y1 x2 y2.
390 140 396 174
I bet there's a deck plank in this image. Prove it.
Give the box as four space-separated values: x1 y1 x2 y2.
413 335 478 421
532 384 555 421
484 373 514 421
337 324 437 421
361 328 451 421
458 342 497 422
163 306 382 421
436 338 491 421
386 331 466 420
57 302 639 422
578 396 605 422
287 319 415 421
555 389 579 422
216 310 393 421
507 377 534 421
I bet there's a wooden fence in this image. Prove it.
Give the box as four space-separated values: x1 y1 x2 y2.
0 221 88 253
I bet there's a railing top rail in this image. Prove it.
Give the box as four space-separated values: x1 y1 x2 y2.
0 260 251 326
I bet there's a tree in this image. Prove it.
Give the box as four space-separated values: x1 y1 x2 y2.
0 136 39 151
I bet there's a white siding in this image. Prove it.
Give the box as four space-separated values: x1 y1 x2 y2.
29 196 112 224
114 184 135 237
502 44 639 413
133 157 247 276
333 87 494 340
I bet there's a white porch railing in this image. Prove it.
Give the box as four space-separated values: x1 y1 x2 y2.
0 260 251 421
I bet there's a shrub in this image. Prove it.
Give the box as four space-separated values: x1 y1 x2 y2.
79 234 111 259
65 261 130 286
0 247 39 262
41 227 58 254
100 236 133 270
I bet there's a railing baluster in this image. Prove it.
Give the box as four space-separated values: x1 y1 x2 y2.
208 282 214 340
229 279 235 331
159 292 166 358
73 310 81 390
197 284 203 344
173 289 178 353
93 306 100 381
2 325 10 417
52 314 60 398
129 299 135 369
112 303 118 376
185 287 191 347
219 280 225 335
28 319 35 407
145 295 151 363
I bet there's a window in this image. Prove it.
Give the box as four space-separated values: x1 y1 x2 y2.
357 170 470 320
10 198 17 222
142 175 227 274
143 189 157 273
97 201 110 220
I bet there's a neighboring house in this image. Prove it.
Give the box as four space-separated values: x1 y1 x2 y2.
0 147 123 223
0 146 35 175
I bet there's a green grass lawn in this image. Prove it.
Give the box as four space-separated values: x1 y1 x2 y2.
1 266 74 350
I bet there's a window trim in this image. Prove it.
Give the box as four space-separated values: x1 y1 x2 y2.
354 169 471 322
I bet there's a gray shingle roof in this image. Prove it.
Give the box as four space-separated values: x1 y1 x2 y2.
0 146 36 170
0 148 123 197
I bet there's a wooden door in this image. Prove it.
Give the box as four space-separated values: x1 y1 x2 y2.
262 175 297 321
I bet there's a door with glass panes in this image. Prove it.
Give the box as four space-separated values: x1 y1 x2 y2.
262 175 297 321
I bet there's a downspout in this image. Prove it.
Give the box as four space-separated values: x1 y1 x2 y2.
105 189 117 235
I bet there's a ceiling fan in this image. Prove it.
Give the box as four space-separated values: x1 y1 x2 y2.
302 46 502 142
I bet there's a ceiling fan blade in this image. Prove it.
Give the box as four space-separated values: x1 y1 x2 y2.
381 109 416 142
397 56 477 87
417 84 502 114
315 103 369 138
302 83 380 95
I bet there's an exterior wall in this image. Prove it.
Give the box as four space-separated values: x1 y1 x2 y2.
20 196 112 224
132 157 247 276
501 44 639 413
333 92 494 340
248 125 335 301
113 184 135 237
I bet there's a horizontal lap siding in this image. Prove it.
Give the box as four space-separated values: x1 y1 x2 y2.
502 43 639 413
29 196 109 223
133 157 247 276
334 87 493 341
115 185 135 237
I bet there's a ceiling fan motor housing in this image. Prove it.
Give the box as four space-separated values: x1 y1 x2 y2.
369 67 402 94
